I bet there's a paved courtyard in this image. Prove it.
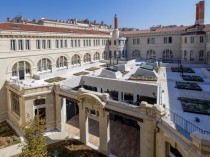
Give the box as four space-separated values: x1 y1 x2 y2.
65 115 140 157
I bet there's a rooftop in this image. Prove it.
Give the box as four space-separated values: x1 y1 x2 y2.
0 22 110 35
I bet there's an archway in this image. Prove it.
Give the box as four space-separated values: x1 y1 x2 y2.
12 61 31 80
56 56 68 69
132 50 141 59
37 58 52 72
93 52 100 61
146 50 156 59
71 54 81 66
83 53 91 63
162 49 173 61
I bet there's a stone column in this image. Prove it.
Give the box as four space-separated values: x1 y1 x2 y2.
79 104 88 144
55 87 62 130
99 110 110 155
138 119 156 157
60 98 66 131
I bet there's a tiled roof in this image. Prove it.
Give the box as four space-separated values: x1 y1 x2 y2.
123 26 189 35
0 22 110 35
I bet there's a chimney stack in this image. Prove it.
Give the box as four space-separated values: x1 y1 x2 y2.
195 1 205 25
114 14 118 29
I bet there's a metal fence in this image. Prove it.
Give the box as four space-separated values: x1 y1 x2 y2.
166 108 210 136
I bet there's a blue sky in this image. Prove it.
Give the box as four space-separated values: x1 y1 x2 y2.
0 0 209 29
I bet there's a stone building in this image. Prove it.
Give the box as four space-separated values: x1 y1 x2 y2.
0 0 210 157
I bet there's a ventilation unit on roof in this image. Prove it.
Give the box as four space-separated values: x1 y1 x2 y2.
150 27 156 31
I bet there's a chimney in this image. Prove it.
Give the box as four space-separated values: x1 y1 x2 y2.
114 14 118 29
199 0 204 25
195 1 205 25
195 3 199 24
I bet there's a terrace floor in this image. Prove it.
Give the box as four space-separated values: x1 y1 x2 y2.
65 115 140 157
158 65 210 132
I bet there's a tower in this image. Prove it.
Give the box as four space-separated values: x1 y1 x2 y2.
114 14 118 29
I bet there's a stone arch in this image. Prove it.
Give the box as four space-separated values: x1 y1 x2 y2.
83 53 92 63
78 93 106 109
93 52 100 61
7 58 34 74
71 54 81 65
11 61 31 80
146 50 156 59
34 55 54 67
162 49 173 60
132 50 141 59
37 58 52 72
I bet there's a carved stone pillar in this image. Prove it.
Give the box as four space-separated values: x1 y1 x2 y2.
99 110 110 155
55 85 62 130
138 119 156 157
79 103 88 144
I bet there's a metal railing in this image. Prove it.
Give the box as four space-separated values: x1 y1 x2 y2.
165 108 210 136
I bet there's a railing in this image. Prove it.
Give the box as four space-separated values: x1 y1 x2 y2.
165 108 210 136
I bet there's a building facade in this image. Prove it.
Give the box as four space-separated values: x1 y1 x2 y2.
0 1 210 157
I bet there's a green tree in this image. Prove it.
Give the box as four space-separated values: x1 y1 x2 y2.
20 115 47 157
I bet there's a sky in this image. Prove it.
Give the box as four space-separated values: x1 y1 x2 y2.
0 0 209 29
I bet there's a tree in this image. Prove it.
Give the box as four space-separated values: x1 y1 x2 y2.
20 115 47 157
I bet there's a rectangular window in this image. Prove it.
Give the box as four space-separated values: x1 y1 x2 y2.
71 40 74 47
114 40 116 45
190 50 194 61
85 40 88 47
200 36 204 43
18 40 23 50
64 40 67 48
75 40 77 47
169 37 172 43
199 50 204 61
164 37 167 44
60 40 63 48
11 92 20 116
98 40 100 45
184 37 187 43
133 39 136 45
83 40 86 47
55 40 59 48
25 40 30 50
89 40 91 46
137 39 140 44
11 40 16 51
78 40 80 47
147 38 155 44
42 40 46 49
190 37 194 43
93 40 96 46
47 40 51 49
36 40 41 49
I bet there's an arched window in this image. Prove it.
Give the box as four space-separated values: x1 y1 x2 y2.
12 61 31 80
146 50 156 59
83 53 91 63
162 49 173 60
71 54 81 65
93 52 100 61
132 50 141 59
56 56 68 69
37 58 52 72
103 51 108 60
